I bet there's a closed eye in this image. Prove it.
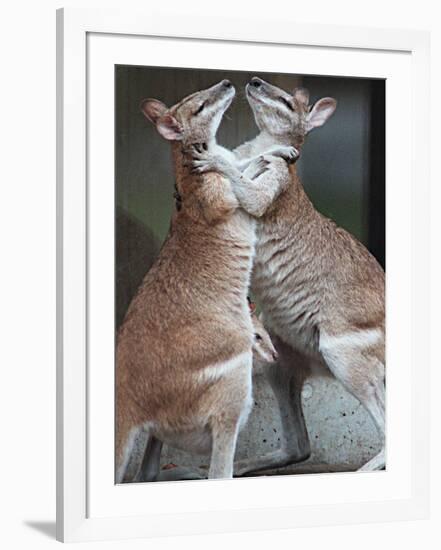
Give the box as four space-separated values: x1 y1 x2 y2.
279 97 294 111
194 102 205 115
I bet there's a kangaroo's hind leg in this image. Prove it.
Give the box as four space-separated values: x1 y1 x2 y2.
209 423 241 479
235 339 311 476
136 434 163 482
116 417 143 484
357 380 385 471
319 330 385 471
206 353 253 479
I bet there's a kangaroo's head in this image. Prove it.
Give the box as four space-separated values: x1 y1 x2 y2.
140 80 235 146
248 300 278 364
252 314 278 364
246 76 337 148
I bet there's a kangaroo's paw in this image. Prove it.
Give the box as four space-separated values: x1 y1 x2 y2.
245 156 270 180
191 153 231 175
191 157 220 174
182 142 208 157
268 145 300 164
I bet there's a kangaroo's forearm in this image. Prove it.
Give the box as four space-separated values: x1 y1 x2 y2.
235 158 254 172
234 170 287 218
235 153 267 173
231 174 280 218
215 157 288 218
189 144 292 218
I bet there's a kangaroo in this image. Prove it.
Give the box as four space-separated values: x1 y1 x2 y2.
191 77 385 473
116 79 295 483
116 79 256 482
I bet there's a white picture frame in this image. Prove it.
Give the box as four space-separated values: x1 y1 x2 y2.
56 7 430 543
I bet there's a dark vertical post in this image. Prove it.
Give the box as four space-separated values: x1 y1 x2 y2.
368 80 386 268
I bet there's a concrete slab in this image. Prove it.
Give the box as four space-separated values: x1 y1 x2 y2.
155 371 382 476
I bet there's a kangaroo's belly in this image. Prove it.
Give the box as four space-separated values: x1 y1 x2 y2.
153 351 253 455
252 232 321 356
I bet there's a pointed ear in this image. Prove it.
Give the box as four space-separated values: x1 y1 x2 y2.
293 87 310 108
140 99 183 140
140 98 167 124
156 114 184 141
247 297 257 315
306 97 337 132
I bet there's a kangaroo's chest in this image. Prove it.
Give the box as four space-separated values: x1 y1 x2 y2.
252 224 321 355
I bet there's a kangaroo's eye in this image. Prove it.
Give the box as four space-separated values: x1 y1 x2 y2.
279 97 294 111
194 102 205 115
255 333 263 341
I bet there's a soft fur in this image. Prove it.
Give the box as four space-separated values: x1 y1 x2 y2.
116 81 256 482
243 77 385 472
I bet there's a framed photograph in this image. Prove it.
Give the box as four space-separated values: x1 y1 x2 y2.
56 7 430 543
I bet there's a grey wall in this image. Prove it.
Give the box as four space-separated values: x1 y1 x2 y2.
301 75 385 265
300 76 371 243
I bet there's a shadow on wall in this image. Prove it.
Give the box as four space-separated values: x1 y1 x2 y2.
116 208 160 328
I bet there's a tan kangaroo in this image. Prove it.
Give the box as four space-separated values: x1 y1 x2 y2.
116 80 257 482
116 79 295 483
191 77 385 473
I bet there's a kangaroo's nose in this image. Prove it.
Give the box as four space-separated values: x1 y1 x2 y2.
250 77 263 88
221 79 232 88
272 351 278 361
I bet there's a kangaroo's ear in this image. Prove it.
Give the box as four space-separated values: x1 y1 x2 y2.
306 97 337 133
247 297 257 315
141 99 183 141
140 98 167 124
156 114 184 141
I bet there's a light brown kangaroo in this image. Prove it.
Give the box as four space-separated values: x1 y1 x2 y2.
191 77 385 473
116 80 257 482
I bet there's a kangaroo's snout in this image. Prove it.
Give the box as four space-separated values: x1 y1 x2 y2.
246 77 271 101
249 77 263 88
211 79 235 104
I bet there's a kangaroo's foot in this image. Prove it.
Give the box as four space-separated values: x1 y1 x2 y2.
234 446 310 477
358 448 385 471
156 466 206 482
